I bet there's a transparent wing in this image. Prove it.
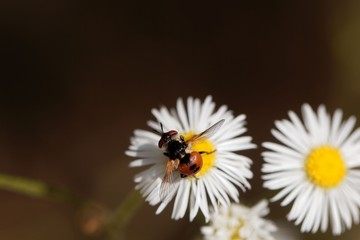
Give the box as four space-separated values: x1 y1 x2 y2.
186 119 225 144
159 159 178 201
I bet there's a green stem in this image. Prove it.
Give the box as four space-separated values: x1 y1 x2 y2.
0 173 84 206
0 173 144 239
106 189 144 240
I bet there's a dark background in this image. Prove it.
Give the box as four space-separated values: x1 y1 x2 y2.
1 1 360 239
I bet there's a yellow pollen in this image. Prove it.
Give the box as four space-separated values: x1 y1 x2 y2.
230 221 245 240
182 132 216 177
305 145 346 188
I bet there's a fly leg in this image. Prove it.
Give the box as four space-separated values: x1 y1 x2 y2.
198 150 216 155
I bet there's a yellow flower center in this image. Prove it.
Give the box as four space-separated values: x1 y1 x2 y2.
230 221 245 240
182 131 216 177
304 145 346 188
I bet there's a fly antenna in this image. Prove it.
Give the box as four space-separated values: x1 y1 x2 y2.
160 122 164 134
150 122 164 135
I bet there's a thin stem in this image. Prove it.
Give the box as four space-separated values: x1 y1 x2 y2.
0 173 84 206
105 189 144 240
0 173 144 239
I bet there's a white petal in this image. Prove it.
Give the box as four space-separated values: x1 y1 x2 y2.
176 97 190 131
262 142 304 159
335 116 356 147
172 180 190 219
329 109 343 145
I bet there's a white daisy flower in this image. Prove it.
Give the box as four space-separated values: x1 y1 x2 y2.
201 200 277 240
262 103 360 235
126 96 255 221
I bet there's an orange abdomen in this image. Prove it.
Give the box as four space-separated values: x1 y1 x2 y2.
178 152 203 176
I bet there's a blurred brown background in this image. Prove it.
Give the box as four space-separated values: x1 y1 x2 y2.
1 1 360 239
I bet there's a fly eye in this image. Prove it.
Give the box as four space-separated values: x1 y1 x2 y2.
158 130 178 148
158 139 165 148
168 130 178 136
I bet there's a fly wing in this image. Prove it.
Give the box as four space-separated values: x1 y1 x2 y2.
186 119 225 144
159 159 178 201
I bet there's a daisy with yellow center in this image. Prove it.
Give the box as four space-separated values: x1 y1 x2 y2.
262 104 360 235
201 200 277 240
126 96 256 221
